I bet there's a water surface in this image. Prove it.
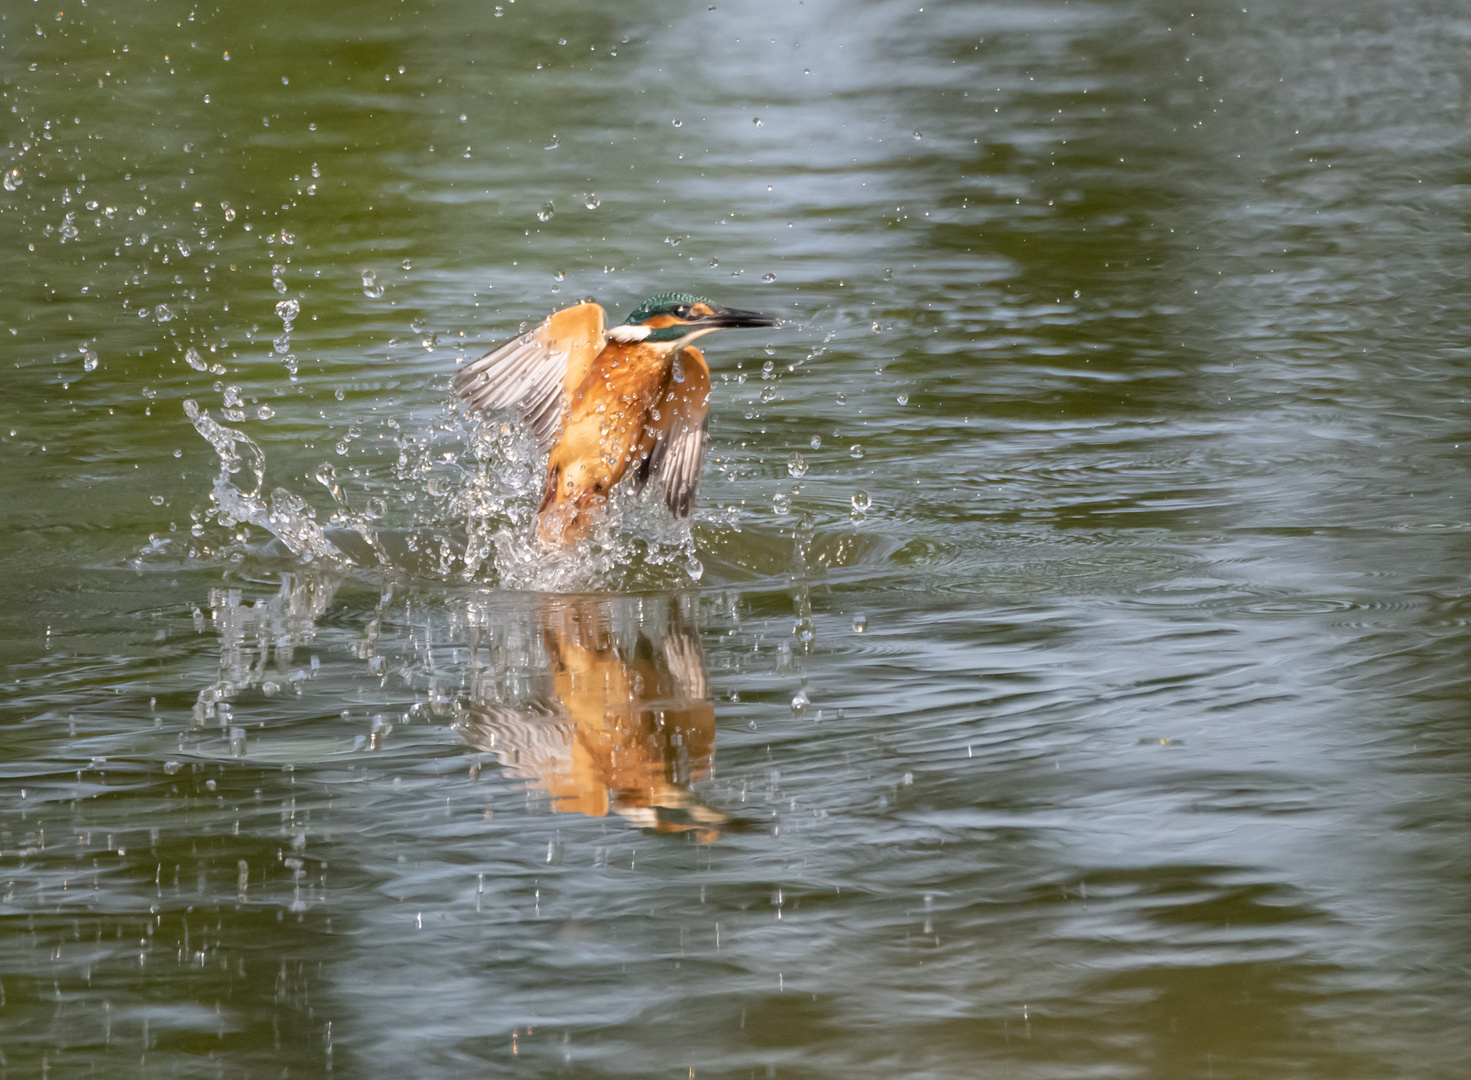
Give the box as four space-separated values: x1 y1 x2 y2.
3 1 1471 1077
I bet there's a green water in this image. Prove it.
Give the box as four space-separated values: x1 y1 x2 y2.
3 1 1471 1076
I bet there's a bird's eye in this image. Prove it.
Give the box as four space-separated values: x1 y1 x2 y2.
672 305 690 318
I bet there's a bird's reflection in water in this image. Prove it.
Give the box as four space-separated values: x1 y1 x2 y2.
457 594 725 842
193 570 725 840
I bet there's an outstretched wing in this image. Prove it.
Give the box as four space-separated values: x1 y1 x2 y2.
454 301 606 452
640 346 712 518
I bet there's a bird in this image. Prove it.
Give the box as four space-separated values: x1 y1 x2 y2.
453 293 773 547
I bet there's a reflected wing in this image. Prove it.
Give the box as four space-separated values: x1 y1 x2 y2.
455 700 572 777
660 623 710 704
454 301 606 452
642 346 712 518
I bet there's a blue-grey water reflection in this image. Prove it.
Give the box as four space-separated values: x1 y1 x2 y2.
3 0 1471 1077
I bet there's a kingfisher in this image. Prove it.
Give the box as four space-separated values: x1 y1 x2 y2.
454 293 773 547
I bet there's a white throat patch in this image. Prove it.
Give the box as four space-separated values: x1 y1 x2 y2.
606 324 652 343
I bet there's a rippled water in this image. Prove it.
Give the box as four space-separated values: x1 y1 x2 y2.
4 1 1471 1076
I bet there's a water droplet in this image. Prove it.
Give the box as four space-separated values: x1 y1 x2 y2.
809 435 821 450
761 272 776 283
882 267 893 281
849 444 863 459
2 168 21 191
760 385 777 403
753 117 763 127
772 492 791 515
709 257 719 267
787 452 808 478
553 269 565 281
224 207 236 222
790 690 809 718
176 239 191 257
401 258 413 270
583 192 601 209
913 130 923 140
82 349 98 372
184 347 207 371
154 305 173 322
851 489 871 512
852 614 867 633
537 200 555 222
150 495 165 506
672 118 683 127
897 393 909 406
275 299 300 322
836 392 846 405
361 270 383 298
256 405 275 420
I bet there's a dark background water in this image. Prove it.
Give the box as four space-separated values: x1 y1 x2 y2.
3 1 1471 1076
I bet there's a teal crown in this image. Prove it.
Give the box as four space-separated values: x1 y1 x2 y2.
622 292 714 325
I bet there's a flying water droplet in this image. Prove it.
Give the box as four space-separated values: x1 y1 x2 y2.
896 393 909 406
256 405 275 420
753 117 763 127
760 385 777 403
361 270 383 298
761 272 776 283
275 299 300 322
809 435 822 450
913 130 923 140
849 443 863 459
851 489 872 519
582 193 600 209
185 347 208 371
672 118 683 127
852 614 868 633
790 690 809 718
537 200 555 222
2 168 21 191
787 452 808 478
772 492 791 515
553 269 565 281
154 304 173 322
82 349 98 372
223 207 236 222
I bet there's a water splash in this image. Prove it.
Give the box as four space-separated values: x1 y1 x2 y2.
184 394 704 590
184 399 344 564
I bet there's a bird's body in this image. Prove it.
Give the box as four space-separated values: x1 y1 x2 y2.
454 294 769 546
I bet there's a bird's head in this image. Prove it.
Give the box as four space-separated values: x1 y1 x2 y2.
605 293 773 346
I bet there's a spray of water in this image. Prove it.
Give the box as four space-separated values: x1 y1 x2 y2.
185 397 704 590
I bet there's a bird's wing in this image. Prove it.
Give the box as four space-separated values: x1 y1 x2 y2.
454 301 606 452
644 346 712 518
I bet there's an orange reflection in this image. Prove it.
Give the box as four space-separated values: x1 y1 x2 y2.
458 595 725 841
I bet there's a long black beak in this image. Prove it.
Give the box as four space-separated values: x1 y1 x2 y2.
702 306 774 329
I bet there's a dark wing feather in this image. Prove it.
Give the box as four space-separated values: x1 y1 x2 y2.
646 346 712 518
454 301 605 453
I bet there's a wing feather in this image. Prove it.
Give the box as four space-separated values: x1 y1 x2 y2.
454 302 606 452
646 347 712 518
